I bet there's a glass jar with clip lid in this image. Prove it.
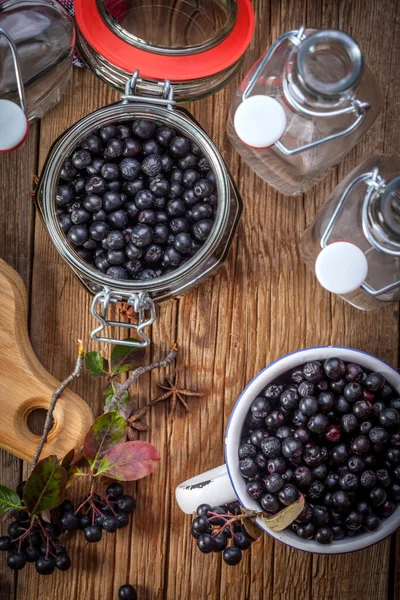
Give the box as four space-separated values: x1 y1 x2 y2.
227 26 383 195
74 0 254 102
0 0 74 152
36 71 243 347
300 155 400 310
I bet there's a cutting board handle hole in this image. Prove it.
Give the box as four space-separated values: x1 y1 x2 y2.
27 408 54 436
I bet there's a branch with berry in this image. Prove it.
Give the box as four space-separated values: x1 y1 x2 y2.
0 339 180 580
190 495 305 565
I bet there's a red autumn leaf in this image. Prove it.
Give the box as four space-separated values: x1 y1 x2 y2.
83 412 128 472
97 441 160 481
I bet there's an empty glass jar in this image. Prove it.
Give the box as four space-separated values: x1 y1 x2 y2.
300 155 400 310
0 0 74 123
74 0 254 101
227 26 383 195
36 74 242 347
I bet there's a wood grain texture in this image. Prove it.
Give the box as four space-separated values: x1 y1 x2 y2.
0 258 93 462
0 0 400 598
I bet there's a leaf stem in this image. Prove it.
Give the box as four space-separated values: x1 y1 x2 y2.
209 510 259 536
104 344 178 414
74 492 93 515
31 340 85 471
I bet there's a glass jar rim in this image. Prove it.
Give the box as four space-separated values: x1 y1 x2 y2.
38 101 232 296
96 0 238 57
296 30 363 99
74 0 254 83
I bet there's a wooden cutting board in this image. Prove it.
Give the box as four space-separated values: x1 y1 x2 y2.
0 258 93 463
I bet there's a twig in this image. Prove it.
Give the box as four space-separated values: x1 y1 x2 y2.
31 340 85 471
105 344 178 414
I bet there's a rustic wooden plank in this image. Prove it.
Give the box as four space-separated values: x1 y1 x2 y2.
0 124 38 600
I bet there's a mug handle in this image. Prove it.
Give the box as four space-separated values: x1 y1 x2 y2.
175 464 237 514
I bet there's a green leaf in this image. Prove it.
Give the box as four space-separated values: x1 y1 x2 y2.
243 517 263 540
66 467 86 489
83 412 128 472
104 383 131 419
0 485 22 520
85 351 108 376
96 440 160 481
110 341 144 375
260 494 305 532
61 449 75 470
23 456 68 516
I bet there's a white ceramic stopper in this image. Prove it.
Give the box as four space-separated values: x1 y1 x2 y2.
233 95 287 148
315 241 368 295
0 99 28 152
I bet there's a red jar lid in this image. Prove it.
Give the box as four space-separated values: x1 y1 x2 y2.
75 0 254 82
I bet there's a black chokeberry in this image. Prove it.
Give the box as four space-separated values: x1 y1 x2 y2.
364 372 385 392
261 437 281 459
56 554 72 571
303 361 323 383
315 526 333 544
8 551 27 571
117 495 136 513
223 546 242 566
35 556 56 575
279 484 299 505
60 512 80 530
299 396 318 416
260 493 280 513
323 357 346 380
102 516 119 533
379 408 400 429
281 437 303 461
84 525 102 543
118 584 137 600
233 530 253 550
197 534 215 554
192 219 213 241
308 413 330 434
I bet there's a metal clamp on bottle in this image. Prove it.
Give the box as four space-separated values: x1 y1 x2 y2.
0 28 29 153
238 26 370 156
317 169 400 298
91 288 157 347
120 70 175 110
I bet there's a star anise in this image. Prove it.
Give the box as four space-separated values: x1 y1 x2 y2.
150 371 205 421
118 302 139 324
127 405 151 439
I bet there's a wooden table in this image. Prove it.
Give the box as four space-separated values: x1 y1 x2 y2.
1 1 399 598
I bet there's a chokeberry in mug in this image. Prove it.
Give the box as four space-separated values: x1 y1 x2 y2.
176 346 400 556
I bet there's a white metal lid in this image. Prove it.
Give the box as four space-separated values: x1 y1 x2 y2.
0 99 28 152
233 95 287 148
315 241 368 295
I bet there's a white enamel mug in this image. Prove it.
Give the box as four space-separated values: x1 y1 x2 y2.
175 346 400 554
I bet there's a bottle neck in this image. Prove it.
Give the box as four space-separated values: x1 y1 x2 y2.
284 29 363 111
366 175 400 254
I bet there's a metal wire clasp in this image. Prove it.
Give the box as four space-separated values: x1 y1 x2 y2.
0 27 26 114
320 168 400 298
243 26 369 157
120 70 175 110
90 288 157 347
